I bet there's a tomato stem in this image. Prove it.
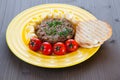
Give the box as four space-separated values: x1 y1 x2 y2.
69 43 73 48
40 45 44 51
56 46 61 51
30 41 35 47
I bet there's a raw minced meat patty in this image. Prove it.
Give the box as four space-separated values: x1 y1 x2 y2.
35 18 75 44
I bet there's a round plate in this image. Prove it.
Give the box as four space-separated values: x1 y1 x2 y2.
6 4 100 68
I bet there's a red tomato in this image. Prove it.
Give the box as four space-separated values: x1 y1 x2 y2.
29 37 41 51
65 39 79 52
53 42 66 55
40 42 52 55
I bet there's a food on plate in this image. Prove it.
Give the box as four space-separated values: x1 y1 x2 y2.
28 18 112 55
27 9 112 56
65 39 79 52
35 18 75 44
75 20 112 48
28 17 78 55
53 42 66 55
28 19 112 55
40 42 52 55
29 37 41 51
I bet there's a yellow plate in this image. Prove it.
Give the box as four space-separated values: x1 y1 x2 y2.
6 4 100 68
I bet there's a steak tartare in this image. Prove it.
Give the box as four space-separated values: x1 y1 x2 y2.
35 18 75 43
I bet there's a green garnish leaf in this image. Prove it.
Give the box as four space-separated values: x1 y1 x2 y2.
44 28 57 35
59 28 72 37
47 22 53 27
47 20 62 27
44 28 50 35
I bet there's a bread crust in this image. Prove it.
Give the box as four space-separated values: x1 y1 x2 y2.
75 20 112 48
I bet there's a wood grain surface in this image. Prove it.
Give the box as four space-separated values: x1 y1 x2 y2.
0 0 120 80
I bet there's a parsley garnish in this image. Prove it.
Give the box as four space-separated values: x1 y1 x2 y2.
44 28 57 35
47 20 62 27
59 28 72 37
44 20 62 36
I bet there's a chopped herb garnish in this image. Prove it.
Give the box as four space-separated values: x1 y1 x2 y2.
47 20 62 27
44 20 62 36
44 20 72 36
51 28 57 35
44 28 50 35
59 28 72 37
47 22 53 27
44 28 57 35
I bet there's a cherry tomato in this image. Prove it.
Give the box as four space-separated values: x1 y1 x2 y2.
65 39 79 52
53 42 66 55
40 42 52 55
29 37 41 51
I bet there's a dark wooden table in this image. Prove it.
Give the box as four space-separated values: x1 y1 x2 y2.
0 0 120 80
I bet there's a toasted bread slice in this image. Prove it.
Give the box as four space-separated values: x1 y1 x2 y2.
75 20 112 48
